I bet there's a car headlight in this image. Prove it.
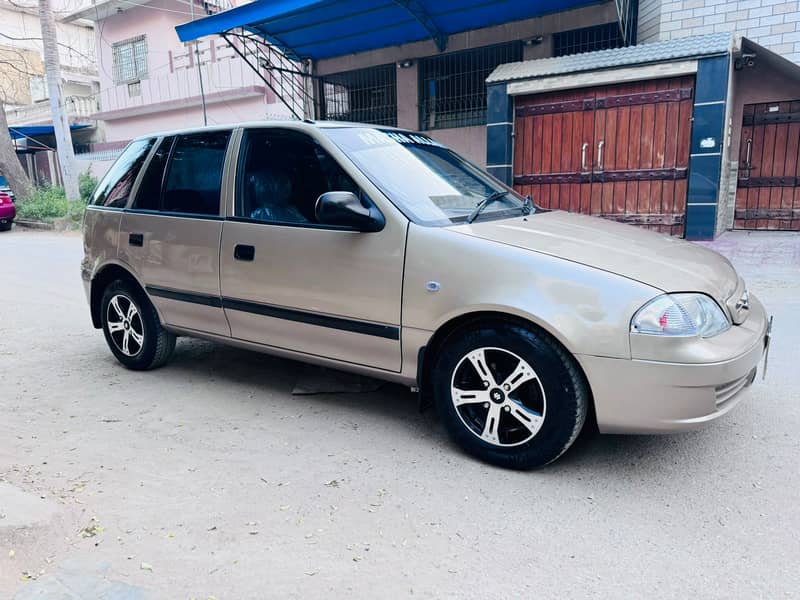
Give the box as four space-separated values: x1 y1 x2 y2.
631 293 731 337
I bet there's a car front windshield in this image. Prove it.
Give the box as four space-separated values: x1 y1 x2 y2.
324 127 528 226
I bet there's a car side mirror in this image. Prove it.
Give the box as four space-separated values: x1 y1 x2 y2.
315 191 385 232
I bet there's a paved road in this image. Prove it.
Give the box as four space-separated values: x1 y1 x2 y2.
1 227 798 599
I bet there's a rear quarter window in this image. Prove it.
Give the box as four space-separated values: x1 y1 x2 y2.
91 138 155 207
162 131 230 216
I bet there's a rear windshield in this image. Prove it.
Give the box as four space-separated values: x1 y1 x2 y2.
324 128 527 226
91 138 155 208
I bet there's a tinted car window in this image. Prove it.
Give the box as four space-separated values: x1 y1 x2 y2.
91 138 155 208
133 136 174 211
238 129 361 224
162 131 230 216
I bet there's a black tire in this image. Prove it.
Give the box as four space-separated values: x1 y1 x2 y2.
432 320 588 470
100 279 175 370
0 222 12 231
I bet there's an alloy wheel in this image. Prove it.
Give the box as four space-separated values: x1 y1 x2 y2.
106 294 145 357
450 347 546 447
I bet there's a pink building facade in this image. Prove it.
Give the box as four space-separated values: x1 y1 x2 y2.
67 0 291 144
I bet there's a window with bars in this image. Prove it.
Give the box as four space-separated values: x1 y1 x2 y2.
319 64 397 126
553 20 635 57
419 42 523 131
112 35 148 84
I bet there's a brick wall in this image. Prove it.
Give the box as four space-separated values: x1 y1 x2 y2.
639 0 800 63
638 0 663 42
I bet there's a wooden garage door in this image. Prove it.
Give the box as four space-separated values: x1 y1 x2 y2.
735 101 800 230
513 76 694 236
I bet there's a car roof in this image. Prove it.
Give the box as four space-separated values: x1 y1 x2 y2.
130 120 405 142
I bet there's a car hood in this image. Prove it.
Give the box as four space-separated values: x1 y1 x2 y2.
451 211 739 302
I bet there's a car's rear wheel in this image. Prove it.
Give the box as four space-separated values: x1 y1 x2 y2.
0 222 12 231
100 279 175 370
432 320 588 469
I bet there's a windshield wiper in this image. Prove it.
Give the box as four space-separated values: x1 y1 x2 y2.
521 194 534 216
467 190 509 224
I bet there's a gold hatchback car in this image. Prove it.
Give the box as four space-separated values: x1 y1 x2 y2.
82 122 770 469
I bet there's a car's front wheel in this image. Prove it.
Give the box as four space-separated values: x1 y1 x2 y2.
432 320 588 469
100 279 175 370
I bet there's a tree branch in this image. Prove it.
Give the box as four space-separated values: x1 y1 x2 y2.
0 32 96 64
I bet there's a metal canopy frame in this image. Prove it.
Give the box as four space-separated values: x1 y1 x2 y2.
221 29 314 120
176 0 625 121
176 0 614 59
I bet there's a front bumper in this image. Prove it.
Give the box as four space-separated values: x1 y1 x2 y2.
578 294 769 434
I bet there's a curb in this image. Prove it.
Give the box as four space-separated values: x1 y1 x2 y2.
14 219 55 231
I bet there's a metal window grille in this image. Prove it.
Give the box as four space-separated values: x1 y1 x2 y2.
553 10 638 57
419 42 522 131
112 35 148 84
319 64 397 126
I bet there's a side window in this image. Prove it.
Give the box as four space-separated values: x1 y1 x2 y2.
238 129 361 225
133 136 173 211
91 138 154 208
162 131 230 216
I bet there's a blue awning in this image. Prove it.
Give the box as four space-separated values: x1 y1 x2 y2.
176 0 609 60
9 124 89 140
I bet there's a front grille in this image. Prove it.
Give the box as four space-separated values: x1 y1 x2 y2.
715 367 756 407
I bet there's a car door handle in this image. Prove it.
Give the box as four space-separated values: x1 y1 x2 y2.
129 233 143 247
234 244 255 261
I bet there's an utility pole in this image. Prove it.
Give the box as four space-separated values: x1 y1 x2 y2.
190 0 208 126
38 0 79 200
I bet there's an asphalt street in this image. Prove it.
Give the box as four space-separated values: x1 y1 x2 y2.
1 227 798 599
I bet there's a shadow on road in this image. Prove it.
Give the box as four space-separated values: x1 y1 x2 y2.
155 336 708 475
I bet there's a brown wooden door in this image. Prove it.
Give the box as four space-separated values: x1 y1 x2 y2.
513 76 695 236
513 88 595 215
735 101 800 230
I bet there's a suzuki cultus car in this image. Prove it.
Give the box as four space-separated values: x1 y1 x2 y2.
81 122 769 469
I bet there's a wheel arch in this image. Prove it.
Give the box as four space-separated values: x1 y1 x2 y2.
90 263 148 329
417 310 595 422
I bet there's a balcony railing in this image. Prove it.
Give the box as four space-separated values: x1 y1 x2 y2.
5 95 100 127
95 38 290 118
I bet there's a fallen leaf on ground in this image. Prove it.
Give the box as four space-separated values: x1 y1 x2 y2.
140 562 153 572
80 523 104 538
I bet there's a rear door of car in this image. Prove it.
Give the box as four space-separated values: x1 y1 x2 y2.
119 129 232 337
83 137 156 283
219 127 406 372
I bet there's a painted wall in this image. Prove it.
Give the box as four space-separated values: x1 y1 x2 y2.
0 0 97 112
314 2 618 166
639 0 800 64
0 1 96 75
93 0 291 142
101 94 278 140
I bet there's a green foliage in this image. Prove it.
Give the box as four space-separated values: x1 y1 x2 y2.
17 174 93 224
78 170 98 204
17 186 69 221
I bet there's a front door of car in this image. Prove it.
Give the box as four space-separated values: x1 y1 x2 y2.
219 128 405 372
119 130 232 337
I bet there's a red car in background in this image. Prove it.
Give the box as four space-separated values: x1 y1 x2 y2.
0 189 15 231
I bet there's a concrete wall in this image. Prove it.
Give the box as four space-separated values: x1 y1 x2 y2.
101 95 274 140
314 2 618 166
94 0 290 142
0 1 97 111
639 0 800 64
638 0 663 42
76 157 115 180
715 56 800 230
